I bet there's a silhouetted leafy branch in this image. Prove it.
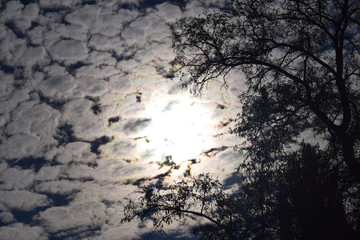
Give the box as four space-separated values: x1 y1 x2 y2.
122 144 360 239
122 174 254 239
172 0 360 178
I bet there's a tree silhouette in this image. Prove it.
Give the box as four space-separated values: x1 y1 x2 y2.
122 0 360 239
122 174 251 240
122 144 360 239
173 0 360 178
276 144 359 239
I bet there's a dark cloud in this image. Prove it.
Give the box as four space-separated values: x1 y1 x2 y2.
54 123 77 146
43 192 78 207
139 0 187 9
12 157 49 173
122 118 151 134
90 135 113 155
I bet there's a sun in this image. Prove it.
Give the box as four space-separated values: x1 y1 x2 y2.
139 94 216 165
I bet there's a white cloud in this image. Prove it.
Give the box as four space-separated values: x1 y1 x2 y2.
9 3 40 33
101 139 137 160
37 74 77 99
95 224 144 240
87 51 117 66
76 64 118 79
61 98 109 139
0 190 50 211
19 47 49 68
50 23 88 42
0 72 14 99
61 164 95 181
21 3 40 22
41 26 63 49
0 162 7 173
76 76 110 96
5 101 60 138
89 11 125 37
0 29 27 65
37 201 106 233
0 1 24 22
34 180 83 195
0 90 30 133
49 39 88 64
94 158 165 183
55 142 96 165
39 0 81 8
0 210 15 224
28 25 45 45
64 4 100 29
0 133 41 160
89 34 124 52
191 148 243 180
0 168 35 190
155 2 183 22
0 223 47 240
43 63 68 77
36 165 61 181
121 12 172 48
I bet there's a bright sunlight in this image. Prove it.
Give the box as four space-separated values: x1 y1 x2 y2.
140 95 216 165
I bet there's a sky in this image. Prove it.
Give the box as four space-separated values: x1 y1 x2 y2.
0 0 245 239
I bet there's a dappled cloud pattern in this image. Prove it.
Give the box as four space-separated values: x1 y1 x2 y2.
0 0 241 239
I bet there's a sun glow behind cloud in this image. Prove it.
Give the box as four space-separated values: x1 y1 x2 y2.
139 94 216 164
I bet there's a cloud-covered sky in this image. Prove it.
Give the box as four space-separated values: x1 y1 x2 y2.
0 0 243 239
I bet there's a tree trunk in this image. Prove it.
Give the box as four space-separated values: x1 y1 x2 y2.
338 133 360 180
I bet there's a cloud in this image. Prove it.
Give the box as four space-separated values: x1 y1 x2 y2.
36 201 106 233
155 2 183 22
37 74 77 98
36 165 61 181
19 47 48 68
0 25 27 65
0 190 50 211
191 148 243 180
87 50 117 66
77 76 110 96
122 118 151 135
0 208 15 225
0 168 35 190
0 133 41 160
5 101 60 138
55 142 96 164
94 225 142 240
0 0 241 239
34 180 83 196
64 4 101 29
39 0 81 9
89 34 123 52
49 40 88 64
0 223 47 240
61 98 109 139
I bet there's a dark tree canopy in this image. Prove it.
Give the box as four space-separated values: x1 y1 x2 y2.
122 144 360 239
173 0 360 177
122 174 251 240
122 0 360 239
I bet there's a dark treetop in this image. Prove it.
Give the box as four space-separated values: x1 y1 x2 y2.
123 0 360 239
